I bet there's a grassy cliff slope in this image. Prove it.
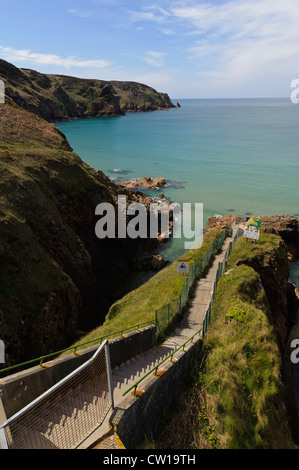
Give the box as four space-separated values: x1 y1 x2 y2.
154 231 295 449
0 59 175 122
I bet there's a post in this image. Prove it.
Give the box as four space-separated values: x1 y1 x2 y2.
155 309 159 332
105 342 114 410
0 427 8 449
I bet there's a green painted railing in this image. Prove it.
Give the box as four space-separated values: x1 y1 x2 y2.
155 227 228 333
122 328 202 396
0 320 155 375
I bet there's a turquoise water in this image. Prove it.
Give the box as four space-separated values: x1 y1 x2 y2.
290 260 299 290
56 98 299 261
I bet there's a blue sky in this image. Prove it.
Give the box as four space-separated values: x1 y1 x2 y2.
1 0 299 98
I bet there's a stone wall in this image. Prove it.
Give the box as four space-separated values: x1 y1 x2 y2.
110 336 202 448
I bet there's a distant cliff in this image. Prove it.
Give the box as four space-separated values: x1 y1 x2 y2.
0 59 175 122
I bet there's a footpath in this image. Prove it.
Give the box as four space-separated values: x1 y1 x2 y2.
79 226 240 449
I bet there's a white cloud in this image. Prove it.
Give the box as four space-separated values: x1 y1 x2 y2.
67 9 94 18
129 4 170 24
128 0 299 96
144 51 166 67
159 27 176 36
133 70 175 91
0 46 112 69
171 0 299 96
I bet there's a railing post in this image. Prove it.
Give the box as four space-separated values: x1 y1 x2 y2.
0 428 8 449
105 341 114 409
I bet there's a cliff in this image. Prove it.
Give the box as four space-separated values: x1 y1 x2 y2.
0 100 166 368
0 59 175 122
206 214 299 349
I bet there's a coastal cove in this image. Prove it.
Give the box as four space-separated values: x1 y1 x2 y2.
56 98 299 261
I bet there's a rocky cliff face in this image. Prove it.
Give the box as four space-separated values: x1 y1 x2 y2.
0 100 166 368
206 214 299 258
0 59 175 122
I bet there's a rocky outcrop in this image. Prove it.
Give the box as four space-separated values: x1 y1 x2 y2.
205 214 238 233
120 176 167 190
206 214 299 259
0 101 168 368
260 215 299 260
0 59 175 123
110 81 174 112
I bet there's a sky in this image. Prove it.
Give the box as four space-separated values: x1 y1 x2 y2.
1 0 299 98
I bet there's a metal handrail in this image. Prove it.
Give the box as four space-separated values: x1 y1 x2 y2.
0 341 113 449
0 320 155 375
122 329 202 396
155 227 228 333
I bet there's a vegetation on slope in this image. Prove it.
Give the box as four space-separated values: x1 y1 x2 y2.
154 231 294 449
0 59 175 122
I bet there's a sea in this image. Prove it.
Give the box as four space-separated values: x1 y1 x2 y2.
56 98 299 262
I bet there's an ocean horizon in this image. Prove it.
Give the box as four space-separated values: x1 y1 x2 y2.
56 97 299 261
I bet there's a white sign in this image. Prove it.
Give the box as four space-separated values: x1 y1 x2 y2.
177 260 189 274
244 228 260 240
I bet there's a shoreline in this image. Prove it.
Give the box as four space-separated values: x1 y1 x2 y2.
52 104 176 125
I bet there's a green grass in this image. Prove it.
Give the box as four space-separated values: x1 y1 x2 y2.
205 235 294 449
203 264 288 448
227 230 282 267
